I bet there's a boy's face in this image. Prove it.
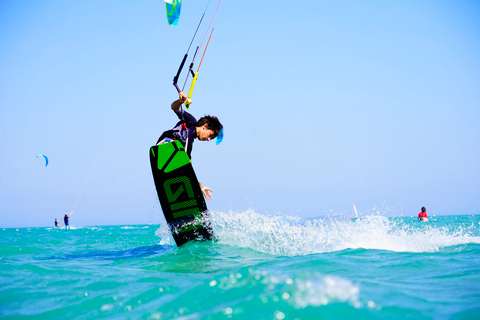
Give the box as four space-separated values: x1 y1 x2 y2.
197 124 215 141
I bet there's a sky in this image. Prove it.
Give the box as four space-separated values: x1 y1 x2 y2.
1 0 479 228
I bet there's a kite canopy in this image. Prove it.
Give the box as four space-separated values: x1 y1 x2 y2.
164 0 182 26
36 154 48 167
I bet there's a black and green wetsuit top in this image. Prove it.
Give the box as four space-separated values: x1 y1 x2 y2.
157 109 197 159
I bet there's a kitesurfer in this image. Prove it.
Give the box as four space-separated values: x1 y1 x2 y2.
64 212 72 229
54 219 61 228
418 207 428 222
156 92 223 200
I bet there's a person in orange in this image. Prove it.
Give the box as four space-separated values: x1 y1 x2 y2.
418 207 428 222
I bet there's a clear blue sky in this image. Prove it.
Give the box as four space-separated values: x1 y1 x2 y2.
1 0 479 228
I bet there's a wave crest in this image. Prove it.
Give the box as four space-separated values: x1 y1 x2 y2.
209 209 480 256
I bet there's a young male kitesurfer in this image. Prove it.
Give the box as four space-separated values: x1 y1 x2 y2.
418 207 428 222
54 219 61 228
156 92 223 201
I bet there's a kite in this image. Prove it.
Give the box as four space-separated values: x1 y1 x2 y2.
36 154 49 167
164 0 182 26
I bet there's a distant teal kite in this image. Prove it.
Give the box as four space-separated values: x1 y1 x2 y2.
36 154 48 167
164 0 182 26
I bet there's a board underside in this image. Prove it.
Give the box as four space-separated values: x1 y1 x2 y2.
150 141 213 246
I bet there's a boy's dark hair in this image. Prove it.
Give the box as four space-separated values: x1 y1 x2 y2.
421 207 426 212
196 115 223 138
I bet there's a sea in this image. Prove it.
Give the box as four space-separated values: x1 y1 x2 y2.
1 211 480 320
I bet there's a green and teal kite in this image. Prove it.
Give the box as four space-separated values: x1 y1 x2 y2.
164 0 182 26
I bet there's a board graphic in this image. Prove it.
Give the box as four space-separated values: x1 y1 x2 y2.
150 141 213 246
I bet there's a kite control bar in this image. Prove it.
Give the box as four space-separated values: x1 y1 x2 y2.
171 0 222 108
185 28 214 108
172 10 206 97
173 54 188 93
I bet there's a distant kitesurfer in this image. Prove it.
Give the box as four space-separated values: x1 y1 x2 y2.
156 92 223 200
418 207 428 222
54 219 61 228
64 212 72 229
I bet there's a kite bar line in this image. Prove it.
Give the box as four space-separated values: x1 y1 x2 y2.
172 10 207 94
195 0 222 66
197 28 214 73
185 28 214 108
182 45 200 92
184 0 223 108
181 0 218 91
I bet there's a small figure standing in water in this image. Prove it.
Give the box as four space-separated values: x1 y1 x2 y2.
54 218 61 228
418 207 428 222
64 212 72 229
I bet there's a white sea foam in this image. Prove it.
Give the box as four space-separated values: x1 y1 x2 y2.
212 268 361 309
286 273 361 308
155 223 175 246
209 209 480 256
152 209 480 254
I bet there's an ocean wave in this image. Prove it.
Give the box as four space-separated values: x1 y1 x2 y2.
208 209 480 256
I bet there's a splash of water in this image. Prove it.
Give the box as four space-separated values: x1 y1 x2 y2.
208 209 480 256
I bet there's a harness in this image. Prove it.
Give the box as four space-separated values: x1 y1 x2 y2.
157 107 191 154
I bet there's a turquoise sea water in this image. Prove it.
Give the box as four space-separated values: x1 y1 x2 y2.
1 212 480 319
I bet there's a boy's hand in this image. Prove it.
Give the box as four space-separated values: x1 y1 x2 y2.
179 92 187 102
200 184 213 201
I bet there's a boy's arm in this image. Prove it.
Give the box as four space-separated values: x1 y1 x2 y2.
171 99 183 112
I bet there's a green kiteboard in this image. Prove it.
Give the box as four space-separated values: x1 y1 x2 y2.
150 140 213 246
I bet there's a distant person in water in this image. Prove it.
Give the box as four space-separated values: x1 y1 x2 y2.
418 207 428 222
64 212 72 229
54 219 61 228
